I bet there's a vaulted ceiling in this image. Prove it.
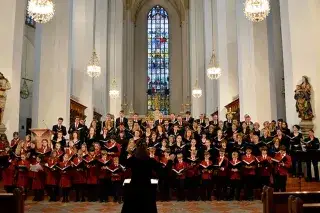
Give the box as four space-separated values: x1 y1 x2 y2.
124 0 189 23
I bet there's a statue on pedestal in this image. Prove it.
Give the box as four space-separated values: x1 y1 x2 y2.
0 72 11 134
294 76 314 120
294 76 314 136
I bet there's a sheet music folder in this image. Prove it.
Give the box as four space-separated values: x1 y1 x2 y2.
123 179 159 186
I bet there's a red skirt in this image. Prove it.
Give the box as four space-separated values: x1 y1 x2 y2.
2 168 15 186
59 172 71 188
17 172 29 188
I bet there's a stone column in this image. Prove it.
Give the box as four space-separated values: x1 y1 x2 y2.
0 0 27 137
189 0 206 117
108 0 124 116
280 0 320 135
72 0 94 123
236 0 273 123
93 0 109 116
204 0 214 115
216 0 239 116
267 0 286 120
123 6 135 113
32 0 73 128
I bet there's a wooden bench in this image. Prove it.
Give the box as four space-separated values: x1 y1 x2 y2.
0 188 24 213
288 195 320 213
261 186 320 213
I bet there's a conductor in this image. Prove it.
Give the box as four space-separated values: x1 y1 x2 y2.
121 140 174 213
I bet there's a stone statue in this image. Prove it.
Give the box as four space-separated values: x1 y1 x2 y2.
294 76 314 121
0 72 11 125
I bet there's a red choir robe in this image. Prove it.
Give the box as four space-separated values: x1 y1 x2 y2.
71 157 87 185
228 159 242 180
186 157 200 178
242 154 256 176
30 162 45 190
84 155 98 185
216 156 228 177
199 160 213 180
2 159 16 187
273 153 292 176
173 161 188 180
106 163 123 182
58 161 72 188
44 158 59 186
256 155 273 177
16 159 30 188
104 142 121 157
98 158 111 180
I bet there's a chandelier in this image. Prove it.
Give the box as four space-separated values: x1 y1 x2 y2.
109 79 120 99
87 50 101 78
192 80 202 98
207 51 221 80
244 0 270 22
27 0 55 24
87 0 101 78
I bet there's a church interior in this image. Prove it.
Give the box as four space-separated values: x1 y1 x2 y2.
1 0 320 212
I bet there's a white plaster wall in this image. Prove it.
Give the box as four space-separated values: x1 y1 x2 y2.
133 0 183 115
280 0 320 134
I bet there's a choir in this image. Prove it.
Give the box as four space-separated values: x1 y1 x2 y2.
0 110 319 202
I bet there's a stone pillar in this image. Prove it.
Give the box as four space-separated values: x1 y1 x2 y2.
216 0 239 116
236 0 273 123
72 0 94 123
280 0 320 135
123 6 135 113
32 0 73 128
189 0 206 117
0 0 27 137
267 0 286 120
204 0 214 115
93 0 109 117
108 0 124 116
181 8 191 112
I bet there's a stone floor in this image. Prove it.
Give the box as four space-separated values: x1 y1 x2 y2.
25 200 263 213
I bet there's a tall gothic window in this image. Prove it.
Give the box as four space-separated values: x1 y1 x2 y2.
147 5 170 115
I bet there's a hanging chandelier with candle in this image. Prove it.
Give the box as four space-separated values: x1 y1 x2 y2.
87 49 101 78
244 0 270 22
192 80 202 98
27 0 55 24
87 0 101 78
109 79 120 99
207 51 221 80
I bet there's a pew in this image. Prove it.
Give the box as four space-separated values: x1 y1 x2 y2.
288 196 320 213
261 186 320 213
0 188 24 213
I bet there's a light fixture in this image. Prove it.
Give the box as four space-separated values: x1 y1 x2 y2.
108 0 120 99
207 51 221 80
192 80 202 98
244 0 270 22
109 79 120 99
87 49 101 78
87 0 101 78
27 0 55 24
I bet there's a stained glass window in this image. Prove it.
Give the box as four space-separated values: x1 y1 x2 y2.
25 14 36 28
147 5 170 115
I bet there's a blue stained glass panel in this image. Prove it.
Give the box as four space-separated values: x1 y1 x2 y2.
147 5 170 115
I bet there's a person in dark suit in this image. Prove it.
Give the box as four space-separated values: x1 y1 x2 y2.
132 113 142 126
197 114 206 127
121 141 174 213
155 113 165 127
68 116 85 141
52 117 67 139
116 110 128 128
184 111 194 126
